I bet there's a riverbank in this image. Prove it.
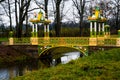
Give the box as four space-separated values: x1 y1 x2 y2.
0 45 36 68
0 45 78 68
12 48 120 80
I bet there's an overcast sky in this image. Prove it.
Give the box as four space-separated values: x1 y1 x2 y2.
0 0 78 26
0 0 114 26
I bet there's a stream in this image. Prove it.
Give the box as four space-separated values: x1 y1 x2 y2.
0 51 83 80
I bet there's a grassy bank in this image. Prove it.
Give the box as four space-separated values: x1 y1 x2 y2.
12 48 120 80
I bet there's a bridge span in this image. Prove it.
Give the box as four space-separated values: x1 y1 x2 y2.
8 37 120 56
9 37 120 47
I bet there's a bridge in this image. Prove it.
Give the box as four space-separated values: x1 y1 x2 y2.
8 37 120 56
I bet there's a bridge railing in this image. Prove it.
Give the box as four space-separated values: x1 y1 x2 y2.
104 38 117 46
13 38 31 45
38 37 89 46
9 37 120 47
97 38 119 46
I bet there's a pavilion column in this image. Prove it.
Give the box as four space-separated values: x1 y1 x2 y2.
98 23 101 36
94 22 97 37
32 24 34 32
35 24 38 37
30 23 38 45
47 25 49 37
35 24 38 32
102 23 105 36
44 25 47 37
44 24 50 37
90 22 93 37
31 23 35 37
44 24 50 44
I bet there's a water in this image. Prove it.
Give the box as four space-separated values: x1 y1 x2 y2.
0 51 82 80
61 52 80 64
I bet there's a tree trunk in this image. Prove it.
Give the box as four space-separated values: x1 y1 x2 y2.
15 0 18 37
16 0 31 37
18 22 23 37
25 11 28 37
55 0 61 37
116 5 120 30
79 15 83 36
8 0 12 31
45 0 48 19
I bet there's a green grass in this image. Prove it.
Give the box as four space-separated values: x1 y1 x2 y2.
0 37 8 42
12 48 120 80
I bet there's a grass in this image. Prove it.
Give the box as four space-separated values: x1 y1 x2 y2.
0 37 8 42
12 48 120 80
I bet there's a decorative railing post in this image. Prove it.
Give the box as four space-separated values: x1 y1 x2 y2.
9 31 13 45
116 30 120 46
118 30 120 38
30 37 38 45
89 38 97 46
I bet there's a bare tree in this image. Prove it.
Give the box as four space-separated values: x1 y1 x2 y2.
8 0 12 31
60 0 69 21
54 0 62 37
72 0 86 36
14 0 31 37
111 0 120 30
34 0 49 16
0 0 13 31
44 0 49 19
98 1 112 19
15 0 18 36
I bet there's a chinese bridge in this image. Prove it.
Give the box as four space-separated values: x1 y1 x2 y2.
8 37 120 56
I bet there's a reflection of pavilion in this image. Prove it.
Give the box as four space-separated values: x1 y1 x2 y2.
88 6 110 37
29 9 51 37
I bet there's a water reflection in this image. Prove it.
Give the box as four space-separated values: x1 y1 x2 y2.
0 51 82 80
40 51 83 66
0 67 19 80
61 52 80 64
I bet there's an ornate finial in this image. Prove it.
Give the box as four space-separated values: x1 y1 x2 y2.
95 6 100 11
88 4 107 22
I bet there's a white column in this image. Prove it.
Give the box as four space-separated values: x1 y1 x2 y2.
90 22 92 32
44 25 46 32
35 24 38 32
32 24 34 32
47 25 49 32
94 22 97 32
102 23 104 32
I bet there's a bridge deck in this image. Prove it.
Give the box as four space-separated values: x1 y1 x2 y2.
9 37 120 47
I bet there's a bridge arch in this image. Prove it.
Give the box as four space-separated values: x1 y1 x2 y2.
38 46 88 57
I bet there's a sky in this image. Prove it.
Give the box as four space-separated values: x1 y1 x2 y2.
0 0 76 26
0 0 114 26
